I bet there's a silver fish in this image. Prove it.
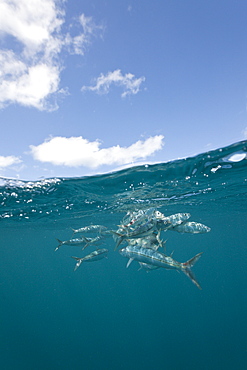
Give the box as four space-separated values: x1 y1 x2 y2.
55 237 88 251
80 235 105 250
120 210 145 228
71 248 108 271
112 219 157 250
72 225 108 235
172 221 211 234
160 213 191 228
119 245 203 289
128 230 165 251
119 208 162 229
127 232 167 269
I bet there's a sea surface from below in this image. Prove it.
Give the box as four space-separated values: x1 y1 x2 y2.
0 140 247 370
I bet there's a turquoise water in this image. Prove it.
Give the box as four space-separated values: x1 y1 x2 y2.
0 140 247 370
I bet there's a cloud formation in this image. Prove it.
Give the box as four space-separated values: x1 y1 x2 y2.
82 69 145 97
0 1 144 109
30 135 164 168
64 13 103 56
0 0 101 110
0 155 22 168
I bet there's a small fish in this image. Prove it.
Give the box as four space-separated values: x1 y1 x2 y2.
119 208 159 229
121 209 146 224
160 213 191 229
119 245 203 289
112 219 157 250
72 225 108 235
80 235 105 250
172 221 211 234
129 231 165 251
55 237 88 251
71 248 108 271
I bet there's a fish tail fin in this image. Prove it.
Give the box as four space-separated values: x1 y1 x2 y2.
182 252 203 290
71 256 83 271
71 228 76 235
55 239 63 251
110 231 124 251
114 236 124 251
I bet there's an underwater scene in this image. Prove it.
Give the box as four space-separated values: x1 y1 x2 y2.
1 140 247 370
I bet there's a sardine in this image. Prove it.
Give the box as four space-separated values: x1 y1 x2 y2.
120 208 162 229
119 245 203 289
80 235 105 250
72 225 108 235
172 221 211 234
160 213 191 228
128 231 165 251
71 248 108 271
112 219 157 250
55 237 88 251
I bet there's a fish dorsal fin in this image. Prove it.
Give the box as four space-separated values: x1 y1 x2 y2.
126 258 134 268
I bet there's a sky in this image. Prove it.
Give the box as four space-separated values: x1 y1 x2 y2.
1 0 247 180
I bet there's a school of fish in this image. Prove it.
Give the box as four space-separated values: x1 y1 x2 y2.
55 208 211 289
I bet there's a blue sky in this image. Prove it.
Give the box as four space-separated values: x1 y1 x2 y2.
0 0 247 180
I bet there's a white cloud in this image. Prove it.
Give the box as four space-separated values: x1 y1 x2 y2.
0 0 102 110
0 0 64 55
0 155 22 168
0 52 61 109
30 135 164 168
64 13 103 56
82 69 146 97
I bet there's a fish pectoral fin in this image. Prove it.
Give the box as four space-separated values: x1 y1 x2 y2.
126 258 134 268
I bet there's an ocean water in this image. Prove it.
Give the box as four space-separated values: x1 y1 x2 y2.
0 140 247 370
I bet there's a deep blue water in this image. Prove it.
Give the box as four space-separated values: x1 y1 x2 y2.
1 140 247 370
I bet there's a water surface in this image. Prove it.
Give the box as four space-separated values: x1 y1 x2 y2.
1 140 247 369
